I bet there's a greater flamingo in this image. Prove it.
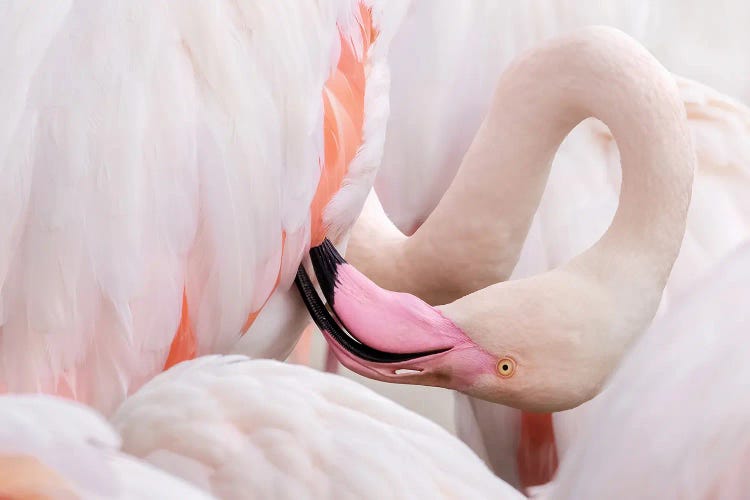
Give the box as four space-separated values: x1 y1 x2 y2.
299 27 694 412
352 74 750 487
0 0 406 413
1 3 739 497
350 3 750 490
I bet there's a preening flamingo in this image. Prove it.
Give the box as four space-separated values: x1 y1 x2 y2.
0 0 407 414
350 1 750 490
354 74 750 487
301 26 694 411
0 395 210 499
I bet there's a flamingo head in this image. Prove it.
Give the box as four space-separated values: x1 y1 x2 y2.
296 239 605 412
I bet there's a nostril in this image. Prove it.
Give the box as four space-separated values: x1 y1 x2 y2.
394 368 422 375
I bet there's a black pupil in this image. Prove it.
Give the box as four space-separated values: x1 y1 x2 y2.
502 364 509 371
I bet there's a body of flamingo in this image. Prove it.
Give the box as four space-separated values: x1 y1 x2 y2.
540 242 750 499
0 0 407 414
0 356 521 499
112 355 520 499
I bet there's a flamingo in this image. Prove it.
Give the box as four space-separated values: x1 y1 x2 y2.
299 26 694 410
111 355 521 499
141 340 748 499
351 74 750 487
0 394 210 499
3 358 515 500
347 1 750 490
0 0 408 414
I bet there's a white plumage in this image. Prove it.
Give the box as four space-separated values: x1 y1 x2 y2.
111 355 521 500
2 2 748 497
545 243 750 499
0 0 401 414
463 74 750 484
0 394 210 499
6 316 748 500
378 0 750 234
370 0 750 488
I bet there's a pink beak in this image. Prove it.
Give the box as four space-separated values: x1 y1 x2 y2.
296 239 498 390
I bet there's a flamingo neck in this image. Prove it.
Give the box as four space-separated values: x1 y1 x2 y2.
431 29 694 411
419 27 692 305
350 29 693 311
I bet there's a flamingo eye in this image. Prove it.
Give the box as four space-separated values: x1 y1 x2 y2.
497 357 516 378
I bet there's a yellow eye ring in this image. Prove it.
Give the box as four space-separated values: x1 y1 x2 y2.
497 357 516 378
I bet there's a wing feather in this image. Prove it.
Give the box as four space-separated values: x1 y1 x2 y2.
0 1 394 413
550 244 750 499
112 355 522 499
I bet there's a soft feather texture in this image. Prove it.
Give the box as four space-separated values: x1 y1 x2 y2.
111 355 522 500
372 1 750 485
545 243 750 499
531 77 750 466
376 0 652 234
0 394 210 499
0 0 400 414
510 75 750 314
461 76 750 486
377 0 750 235
454 392 522 486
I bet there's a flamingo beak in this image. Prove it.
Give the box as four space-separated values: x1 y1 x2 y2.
295 239 498 389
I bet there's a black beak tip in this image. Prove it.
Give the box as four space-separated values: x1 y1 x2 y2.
295 246 451 364
309 238 346 305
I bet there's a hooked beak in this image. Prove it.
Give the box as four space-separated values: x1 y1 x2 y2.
295 239 498 389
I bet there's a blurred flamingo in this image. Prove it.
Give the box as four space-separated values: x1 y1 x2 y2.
112 355 521 499
0 394 210 499
539 243 750 499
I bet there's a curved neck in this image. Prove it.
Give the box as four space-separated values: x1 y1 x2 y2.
341 28 695 411
403 27 693 302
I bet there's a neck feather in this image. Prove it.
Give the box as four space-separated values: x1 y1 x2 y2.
410 27 693 303
437 28 694 409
